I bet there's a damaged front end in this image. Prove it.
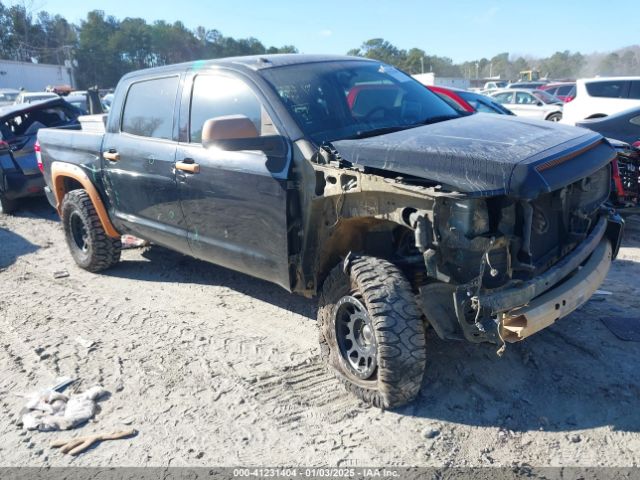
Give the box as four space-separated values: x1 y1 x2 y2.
304 129 624 348
418 166 623 345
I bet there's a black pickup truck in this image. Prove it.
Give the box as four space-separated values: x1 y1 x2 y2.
38 55 623 408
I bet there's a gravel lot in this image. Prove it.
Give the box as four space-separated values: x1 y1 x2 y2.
1 197 639 467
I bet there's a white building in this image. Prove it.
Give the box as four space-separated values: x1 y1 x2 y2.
413 72 470 90
0 59 74 91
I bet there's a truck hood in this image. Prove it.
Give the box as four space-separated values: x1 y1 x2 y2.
332 113 615 199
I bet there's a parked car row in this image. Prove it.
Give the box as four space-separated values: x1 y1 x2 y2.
0 88 20 106
538 82 576 102
0 98 82 213
0 88 115 113
427 86 514 115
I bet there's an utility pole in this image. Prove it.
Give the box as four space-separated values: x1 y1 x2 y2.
62 45 75 89
420 56 424 74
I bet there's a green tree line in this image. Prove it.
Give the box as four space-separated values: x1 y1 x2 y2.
1 1 639 88
348 38 640 81
0 2 296 88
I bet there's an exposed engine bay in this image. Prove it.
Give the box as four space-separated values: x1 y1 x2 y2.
301 141 623 347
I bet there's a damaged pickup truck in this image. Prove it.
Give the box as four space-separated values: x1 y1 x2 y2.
38 55 623 408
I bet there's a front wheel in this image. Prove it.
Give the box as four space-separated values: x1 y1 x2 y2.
61 189 121 272
546 112 562 122
318 256 427 408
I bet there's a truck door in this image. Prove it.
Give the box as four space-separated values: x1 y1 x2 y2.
175 72 291 290
102 74 190 252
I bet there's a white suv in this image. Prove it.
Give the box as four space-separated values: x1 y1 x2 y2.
562 77 640 125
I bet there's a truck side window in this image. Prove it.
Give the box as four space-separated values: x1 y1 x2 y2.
189 74 275 144
121 76 179 140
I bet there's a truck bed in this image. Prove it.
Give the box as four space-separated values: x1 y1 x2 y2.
37 122 106 208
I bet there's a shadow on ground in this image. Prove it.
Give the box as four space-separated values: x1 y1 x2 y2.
104 245 317 320
0 227 39 268
9 196 58 221
401 250 640 433
105 219 640 434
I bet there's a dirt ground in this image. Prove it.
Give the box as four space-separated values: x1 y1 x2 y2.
1 197 639 468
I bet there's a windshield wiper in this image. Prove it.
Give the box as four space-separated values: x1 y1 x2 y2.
343 113 465 140
417 113 467 125
345 125 415 140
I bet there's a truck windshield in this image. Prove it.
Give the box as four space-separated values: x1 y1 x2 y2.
260 61 460 144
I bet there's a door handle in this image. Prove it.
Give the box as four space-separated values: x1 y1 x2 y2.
176 159 200 174
103 150 120 162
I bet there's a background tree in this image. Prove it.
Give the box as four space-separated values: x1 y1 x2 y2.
0 0 638 89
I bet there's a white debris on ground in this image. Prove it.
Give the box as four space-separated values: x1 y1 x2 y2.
0 198 639 467
21 385 107 431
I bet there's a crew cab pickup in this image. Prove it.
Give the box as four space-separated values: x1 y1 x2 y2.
38 55 624 408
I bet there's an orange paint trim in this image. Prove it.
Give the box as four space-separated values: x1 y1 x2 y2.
50 162 121 238
535 140 602 173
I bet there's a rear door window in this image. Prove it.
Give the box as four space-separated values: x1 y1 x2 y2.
432 91 466 112
628 81 640 100
121 76 179 140
493 92 514 104
586 81 628 98
556 85 574 96
475 101 498 113
515 92 536 104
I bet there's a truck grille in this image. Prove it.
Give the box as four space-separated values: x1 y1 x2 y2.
527 164 610 271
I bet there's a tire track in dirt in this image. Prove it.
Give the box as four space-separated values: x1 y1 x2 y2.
2 200 640 467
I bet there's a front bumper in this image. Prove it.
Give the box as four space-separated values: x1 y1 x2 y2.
499 238 611 342
438 212 623 344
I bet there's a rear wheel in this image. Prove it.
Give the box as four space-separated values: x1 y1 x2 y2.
61 189 121 272
546 112 562 122
318 256 427 408
0 193 17 214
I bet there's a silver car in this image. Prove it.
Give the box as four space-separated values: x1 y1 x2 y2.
490 89 563 122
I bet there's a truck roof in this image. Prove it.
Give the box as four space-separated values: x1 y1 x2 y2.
120 54 375 81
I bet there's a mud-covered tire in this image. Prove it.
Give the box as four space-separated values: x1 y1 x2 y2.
0 193 17 214
318 256 427 409
61 189 121 272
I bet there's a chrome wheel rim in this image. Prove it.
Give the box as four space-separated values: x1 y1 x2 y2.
334 296 378 380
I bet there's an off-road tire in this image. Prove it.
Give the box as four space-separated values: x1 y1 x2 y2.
0 193 17 214
61 189 121 272
546 112 562 122
318 256 427 409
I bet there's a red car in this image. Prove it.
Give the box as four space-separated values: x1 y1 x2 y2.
426 85 514 115
538 82 576 102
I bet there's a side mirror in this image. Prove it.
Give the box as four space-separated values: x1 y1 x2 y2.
202 115 259 150
536 101 543 107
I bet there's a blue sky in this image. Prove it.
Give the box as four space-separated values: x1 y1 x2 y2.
29 0 640 62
